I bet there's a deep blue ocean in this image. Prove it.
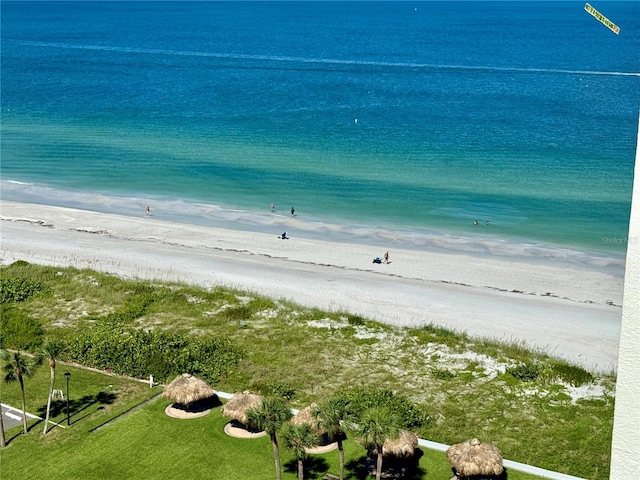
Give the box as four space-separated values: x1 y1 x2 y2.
2 1 639 263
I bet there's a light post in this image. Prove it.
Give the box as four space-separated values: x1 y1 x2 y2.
64 372 71 426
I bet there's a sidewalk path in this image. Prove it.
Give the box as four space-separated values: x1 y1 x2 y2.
1 403 41 432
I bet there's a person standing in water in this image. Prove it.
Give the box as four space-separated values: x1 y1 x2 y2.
291 207 295 216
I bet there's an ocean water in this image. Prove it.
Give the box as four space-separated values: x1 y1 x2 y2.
1 1 639 266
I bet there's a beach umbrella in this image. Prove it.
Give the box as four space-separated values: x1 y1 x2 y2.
446 438 504 478
382 429 418 457
221 391 264 426
163 373 215 407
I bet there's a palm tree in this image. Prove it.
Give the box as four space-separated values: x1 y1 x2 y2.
356 406 400 480
37 339 67 435
1 350 37 434
313 397 356 480
246 396 293 480
0 397 6 447
282 423 320 480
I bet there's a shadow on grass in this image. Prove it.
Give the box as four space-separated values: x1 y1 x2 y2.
344 448 426 480
0 392 118 445
172 394 222 413
4 428 26 446
283 456 329 479
34 391 118 429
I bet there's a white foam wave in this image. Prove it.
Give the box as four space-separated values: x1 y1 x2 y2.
4 180 35 186
15 41 640 78
1 179 626 275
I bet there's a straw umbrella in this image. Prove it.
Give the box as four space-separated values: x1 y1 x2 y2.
291 403 324 433
163 373 215 409
292 403 334 448
375 429 420 479
221 391 264 426
446 438 505 479
382 429 418 457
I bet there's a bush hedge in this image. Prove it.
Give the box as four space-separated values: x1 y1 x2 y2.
69 318 243 385
0 305 46 350
336 387 430 430
0 277 47 303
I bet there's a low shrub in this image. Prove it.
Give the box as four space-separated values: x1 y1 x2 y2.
0 277 47 303
336 387 429 430
347 315 366 326
223 305 251 321
69 318 243 385
99 285 159 323
409 323 462 348
550 362 594 387
431 368 456 380
0 305 45 350
506 362 541 381
250 381 296 400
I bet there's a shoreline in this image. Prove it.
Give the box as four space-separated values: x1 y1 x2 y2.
0 200 623 372
1 179 629 270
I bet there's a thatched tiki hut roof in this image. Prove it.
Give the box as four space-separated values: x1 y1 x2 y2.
291 403 324 434
221 391 264 425
163 373 215 407
446 438 504 478
382 429 419 457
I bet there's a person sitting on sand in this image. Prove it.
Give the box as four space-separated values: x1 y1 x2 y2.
281 231 288 239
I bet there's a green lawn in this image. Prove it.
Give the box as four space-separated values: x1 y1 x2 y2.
0 366 542 480
0 363 158 436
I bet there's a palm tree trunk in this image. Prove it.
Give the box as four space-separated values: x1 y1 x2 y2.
0 405 6 447
297 459 304 480
375 450 383 480
19 376 27 434
271 434 282 480
337 439 345 480
43 364 55 435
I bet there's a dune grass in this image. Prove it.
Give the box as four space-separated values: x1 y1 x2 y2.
0 262 615 479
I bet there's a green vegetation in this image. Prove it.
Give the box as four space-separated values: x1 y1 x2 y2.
1 350 38 433
68 318 242 384
0 305 46 350
506 362 541 382
0 365 542 480
36 337 68 435
313 397 357 480
247 396 294 480
0 262 615 479
356 406 401 480
336 388 427 431
282 422 321 480
0 275 47 303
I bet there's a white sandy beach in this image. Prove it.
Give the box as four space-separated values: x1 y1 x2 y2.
0 200 623 372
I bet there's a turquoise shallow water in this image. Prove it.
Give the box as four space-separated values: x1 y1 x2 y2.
1 1 639 264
